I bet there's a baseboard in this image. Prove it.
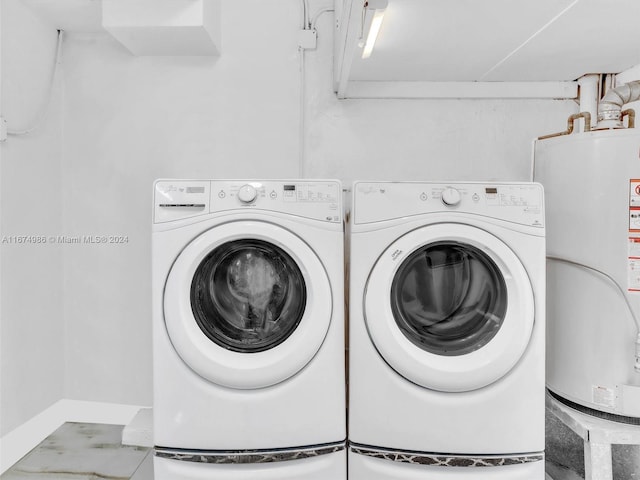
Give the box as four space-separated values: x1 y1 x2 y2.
0 399 145 474
122 407 153 448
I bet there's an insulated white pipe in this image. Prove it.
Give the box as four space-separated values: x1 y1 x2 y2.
597 79 640 129
547 255 640 373
578 74 599 130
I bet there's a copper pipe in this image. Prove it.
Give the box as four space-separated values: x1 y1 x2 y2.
622 109 636 129
538 112 592 140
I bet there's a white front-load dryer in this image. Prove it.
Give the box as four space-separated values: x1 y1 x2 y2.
348 182 546 479
152 180 346 480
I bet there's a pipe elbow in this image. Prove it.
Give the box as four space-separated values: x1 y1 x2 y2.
597 80 640 128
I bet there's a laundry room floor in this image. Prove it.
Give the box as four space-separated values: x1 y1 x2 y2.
0 423 152 480
1 421 579 480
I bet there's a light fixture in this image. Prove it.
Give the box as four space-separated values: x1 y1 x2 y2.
361 0 388 59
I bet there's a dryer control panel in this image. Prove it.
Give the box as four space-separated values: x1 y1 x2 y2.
353 182 544 227
154 180 342 224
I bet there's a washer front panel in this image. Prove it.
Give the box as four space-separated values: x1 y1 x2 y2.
365 223 534 392
164 221 332 389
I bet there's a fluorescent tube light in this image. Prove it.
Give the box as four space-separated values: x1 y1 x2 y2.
361 0 388 59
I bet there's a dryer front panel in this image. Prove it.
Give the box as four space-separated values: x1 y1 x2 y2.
365 223 534 392
164 221 332 390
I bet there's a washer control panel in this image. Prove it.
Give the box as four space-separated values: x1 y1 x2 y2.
353 182 544 227
154 180 341 223
441 187 462 206
237 184 258 204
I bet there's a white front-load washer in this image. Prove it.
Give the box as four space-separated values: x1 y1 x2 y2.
152 179 346 480
348 181 546 479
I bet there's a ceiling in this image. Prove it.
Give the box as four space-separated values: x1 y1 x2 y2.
21 0 221 56
335 0 640 98
21 0 104 33
19 0 640 99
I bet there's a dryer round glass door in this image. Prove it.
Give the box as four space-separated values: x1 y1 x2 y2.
164 221 332 390
365 223 534 392
390 241 507 357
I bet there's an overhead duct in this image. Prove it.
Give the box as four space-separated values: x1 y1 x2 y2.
597 80 640 129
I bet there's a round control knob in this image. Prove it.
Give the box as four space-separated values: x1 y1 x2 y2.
238 184 258 204
441 187 461 206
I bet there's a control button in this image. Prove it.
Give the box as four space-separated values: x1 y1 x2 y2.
238 184 258 204
441 187 461 206
420 192 428 201
270 190 277 199
218 190 226 199
472 193 480 202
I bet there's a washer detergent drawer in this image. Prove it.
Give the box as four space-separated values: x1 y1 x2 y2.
348 450 545 480
154 450 347 480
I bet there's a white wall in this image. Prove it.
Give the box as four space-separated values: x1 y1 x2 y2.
0 0 579 419
308 9 578 182
60 1 305 406
59 0 577 407
0 0 64 436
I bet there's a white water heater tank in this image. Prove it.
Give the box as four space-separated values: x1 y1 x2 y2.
534 128 640 422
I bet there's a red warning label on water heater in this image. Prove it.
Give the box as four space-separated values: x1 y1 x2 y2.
629 180 640 292
629 180 640 232
630 210 640 232
628 238 640 292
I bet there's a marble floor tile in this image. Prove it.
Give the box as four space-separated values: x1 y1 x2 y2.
1 423 150 480
546 461 584 480
130 452 153 480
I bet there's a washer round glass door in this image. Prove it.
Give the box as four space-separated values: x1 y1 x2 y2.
164 221 332 389
365 223 534 392
190 239 306 354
